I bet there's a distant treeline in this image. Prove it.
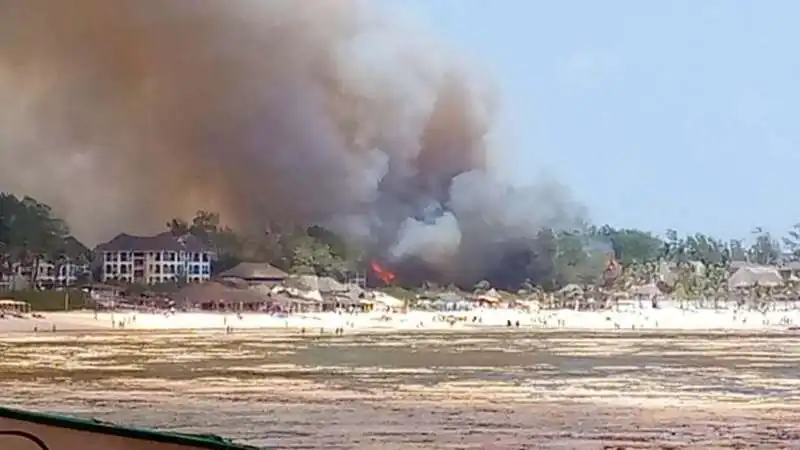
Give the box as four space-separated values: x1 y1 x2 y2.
2 192 799 292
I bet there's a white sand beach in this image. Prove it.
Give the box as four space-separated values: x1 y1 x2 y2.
2 304 799 334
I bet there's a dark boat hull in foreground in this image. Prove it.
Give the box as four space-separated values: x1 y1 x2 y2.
0 406 257 450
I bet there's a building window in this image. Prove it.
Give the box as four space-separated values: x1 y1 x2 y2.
202 253 209 262
104 252 115 262
120 265 128 274
155 252 162 262
119 252 129 262
202 265 210 275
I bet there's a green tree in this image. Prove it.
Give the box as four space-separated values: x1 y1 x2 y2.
683 233 727 265
554 231 604 286
782 223 800 259
286 227 351 279
601 226 664 266
528 228 559 290
167 210 247 274
0 193 88 288
167 212 359 281
727 239 747 262
749 227 781 265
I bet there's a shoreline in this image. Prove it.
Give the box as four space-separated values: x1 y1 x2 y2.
2 327 799 339
1 307 798 338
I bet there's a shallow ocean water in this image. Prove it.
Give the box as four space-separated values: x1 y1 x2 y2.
1 330 799 449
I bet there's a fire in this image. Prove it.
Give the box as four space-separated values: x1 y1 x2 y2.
370 260 396 284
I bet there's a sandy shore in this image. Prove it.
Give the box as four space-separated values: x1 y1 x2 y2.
2 331 799 448
2 306 799 335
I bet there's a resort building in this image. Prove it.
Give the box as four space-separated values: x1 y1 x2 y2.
95 232 214 284
17 260 90 287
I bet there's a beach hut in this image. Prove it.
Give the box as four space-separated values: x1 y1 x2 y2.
286 275 349 294
268 291 319 313
474 288 501 308
361 291 405 312
630 283 662 297
0 299 30 315
171 281 272 311
217 262 288 287
727 266 784 289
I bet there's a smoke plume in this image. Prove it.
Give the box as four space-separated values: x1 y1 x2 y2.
0 0 585 285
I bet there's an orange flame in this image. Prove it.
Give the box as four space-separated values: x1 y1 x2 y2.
370 260 396 284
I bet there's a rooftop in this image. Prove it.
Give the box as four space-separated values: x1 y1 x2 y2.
217 262 288 280
96 232 210 253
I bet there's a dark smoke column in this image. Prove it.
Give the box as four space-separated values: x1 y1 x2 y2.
0 0 586 287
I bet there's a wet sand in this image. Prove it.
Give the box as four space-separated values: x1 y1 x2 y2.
1 331 799 449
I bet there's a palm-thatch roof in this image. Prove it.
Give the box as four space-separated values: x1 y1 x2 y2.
729 260 758 271
269 291 318 306
286 275 349 293
629 283 661 297
780 261 800 271
475 288 501 303
368 291 405 308
170 281 269 305
727 266 784 289
558 284 584 298
217 262 288 282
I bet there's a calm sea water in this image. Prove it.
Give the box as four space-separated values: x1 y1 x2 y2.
1 330 800 449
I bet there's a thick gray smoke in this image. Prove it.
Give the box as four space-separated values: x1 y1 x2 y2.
0 0 585 284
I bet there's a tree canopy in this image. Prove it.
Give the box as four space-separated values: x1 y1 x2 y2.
0 193 90 285
163 211 791 291
0 192 795 291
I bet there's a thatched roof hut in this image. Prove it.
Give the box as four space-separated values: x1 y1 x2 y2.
217 262 288 286
558 284 584 298
287 275 349 293
171 281 269 307
727 266 784 289
630 283 662 297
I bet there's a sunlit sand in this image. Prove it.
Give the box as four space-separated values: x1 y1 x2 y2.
1 330 799 448
2 303 799 337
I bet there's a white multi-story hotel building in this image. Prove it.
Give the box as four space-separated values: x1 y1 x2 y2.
96 232 214 284
20 260 89 286
1 260 90 289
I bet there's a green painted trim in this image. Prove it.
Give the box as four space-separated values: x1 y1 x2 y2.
0 406 259 450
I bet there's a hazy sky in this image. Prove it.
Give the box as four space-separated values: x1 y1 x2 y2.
390 0 799 240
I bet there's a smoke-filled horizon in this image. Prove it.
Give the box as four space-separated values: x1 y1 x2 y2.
0 0 586 284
